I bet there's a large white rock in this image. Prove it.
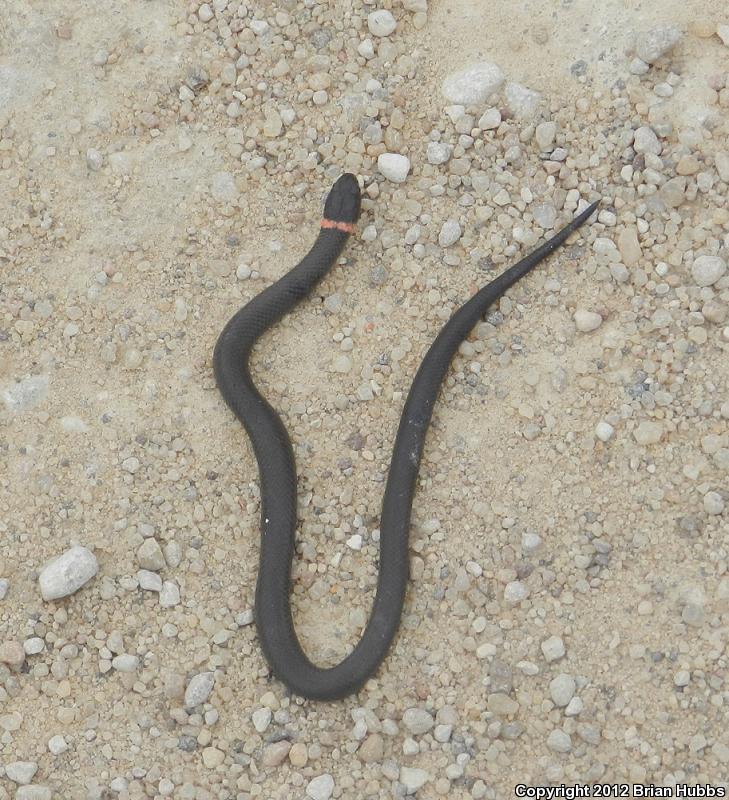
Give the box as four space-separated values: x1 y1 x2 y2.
377 152 410 183
635 26 682 64
442 62 504 106
367 10 396 37
38 546 98 601
691 255 726 287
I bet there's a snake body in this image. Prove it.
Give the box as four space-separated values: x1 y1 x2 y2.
214 173 597 700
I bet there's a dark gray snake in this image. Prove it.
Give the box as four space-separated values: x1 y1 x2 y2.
214 173 597 700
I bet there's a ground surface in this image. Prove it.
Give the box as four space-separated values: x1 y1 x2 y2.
1 1 729 798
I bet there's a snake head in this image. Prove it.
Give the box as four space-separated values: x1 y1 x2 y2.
323 173 361 225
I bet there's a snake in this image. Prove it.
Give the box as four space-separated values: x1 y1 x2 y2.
214 173 598 700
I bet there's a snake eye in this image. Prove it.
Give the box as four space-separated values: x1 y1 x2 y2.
323 173 361 224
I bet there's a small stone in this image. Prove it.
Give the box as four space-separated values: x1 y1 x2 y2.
541 635 566 662
211 171 239 203
547 729 572 753
0 578 8 599
532 203 557 229
438 219 462 247
306 774 334 800
23 637 44 655
504 580 529 603
252 707 272 732
367 10 396 37
198 3 213 22
715 152 729 182
403 0 427 10
691 255 726 287
48 735 69 754
402 707 434 735
185 672 215 707
442 62 504 105
2 374 49 412
617 227 642 267
5 761 38 786
703 491 725 516
377 152 410 183
262 740 291 767
137 569 162 591
122 456 140 473
38 545 98 601
0 640 25 670
635 26 683 64
289 742 308 767
478 108 501 130
332 354 352 373
263 109 283 138
487 693 519 715
535 121 556 151
549 674 576 707
634 420 664 445
574 309 602 333
111 654 139 672
595 421 615 442
400 767 429 794
505 82 542 119
674 669 690 687
660 176 686 208
201 746 224 768
159 581 180 607
358 733 384 763
86 148 103 170
426 141 452 165
633 126 661 155
137 538 166 571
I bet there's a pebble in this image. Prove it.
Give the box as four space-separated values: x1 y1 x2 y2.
306 774 334 800
549 674 576 707
691 255 726 287
137 538 166 571
635 26 683 63
426 141 452 165
0 640 25 670
48 735 69 755
159 581 180 607
505 82 542 119
402 707 434 735
438 219 462 247
23 637 44 655
478 108 501 130
2 375 49 412
262 741 291 767
289 742 308 767
617 227 642 267
185 672 215 707
138 569 163 592
532 202 557 229
574 309 602 332
442 62 504 105
716 152 729 182
86 148 103 170
38 545 98 601
504 580 529 603
201 747 224 768
633 420 664 445
703 491 725 516
111 654 139 672
0 578 8 600
547 729 572 753
535 121 556 151
400 767 429 794
5 761 38 784
367 10 396 37
633 126 661 155
595 421 615 442
541 636 566 662
377 152 410 183
211 171 238 203
252 707 272 732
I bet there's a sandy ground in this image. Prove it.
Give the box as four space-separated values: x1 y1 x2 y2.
1 0 729 798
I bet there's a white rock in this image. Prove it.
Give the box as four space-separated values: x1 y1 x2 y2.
198 3 213 21
505 82 542 119
574 309 602 332
442 62 504 106
111 654 139 672
438 219 462 247
541 635 566 662
595 421 615 442
159 581 180 607
86 148 103 171
400 767 430 794
5 761 38 784
634 420 664 445
402 707 434 735
377 153 410 183
367 10 396 37
0 578 8 600
633 126 661 155
716 152 729 182
635 26 682 63
137 538 165 571
504 580 529 603
211 171 239 203
478 107 501 130
252 707 272 732
38 546 98 601
48 734 69 754
306 774 334 800
547 729 572 753
426 141 452 165
703 491 725 516
23 637 44 655
718 25 729 47
185 672 215 707
691 255 726 287
535 121 557 151
3 374 49 412
549 674 576 707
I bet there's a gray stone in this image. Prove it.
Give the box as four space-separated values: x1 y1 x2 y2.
185 671 215 707
137 538 166 571
5 761 38 784
402 707 434 735
442 62 504 106
633 126 661 155
505 82 542 119
635 26 682 64
367 10 396 37
691 255 726 287
39 546 98 601
2 375 49 413
400 767 429 794
306 774 334 800
438 219 462 247
549 674 576 707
